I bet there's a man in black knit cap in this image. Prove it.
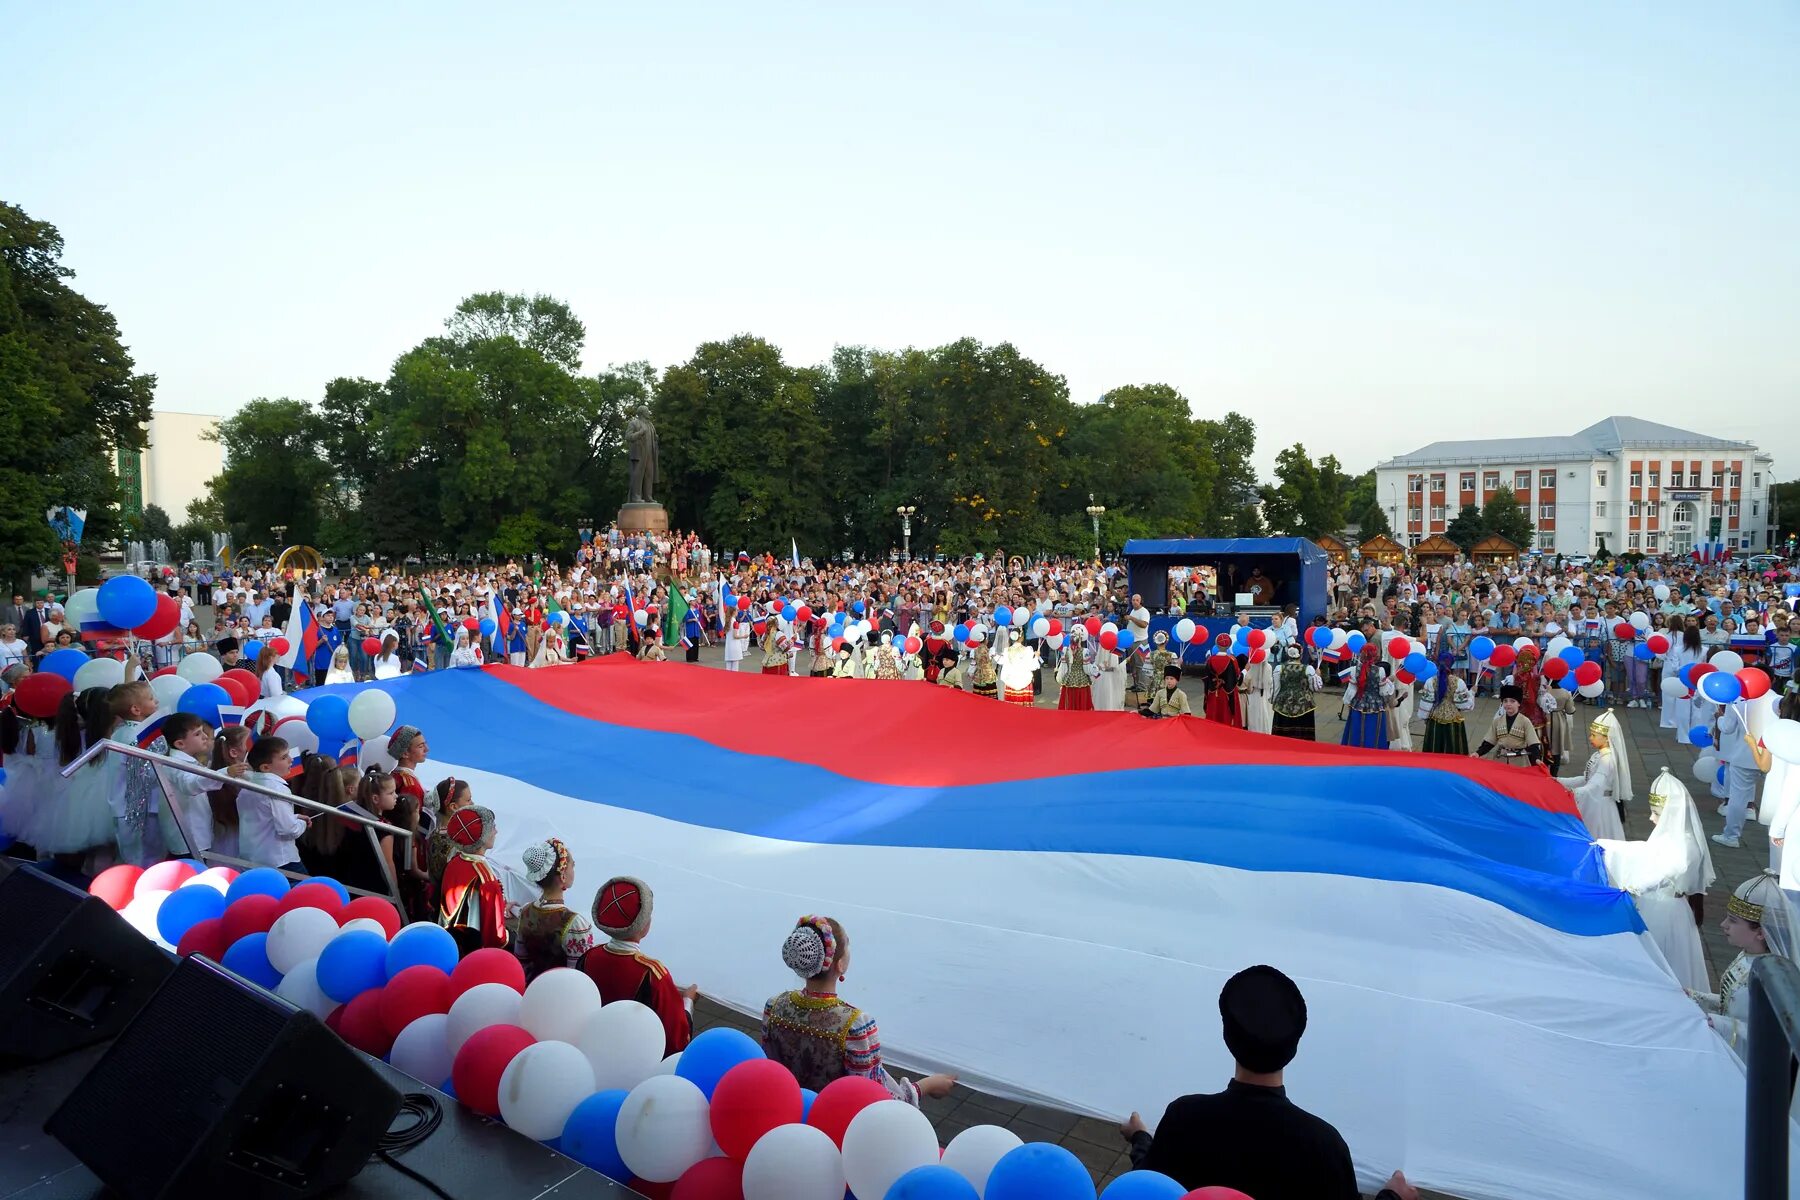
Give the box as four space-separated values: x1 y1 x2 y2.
1121 965 1417 1200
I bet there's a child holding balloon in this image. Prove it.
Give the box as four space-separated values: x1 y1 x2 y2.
157 711 219 858
106 681 167 867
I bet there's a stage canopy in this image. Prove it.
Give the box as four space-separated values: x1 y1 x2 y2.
312 661 1787 1200
1123 537 1329 621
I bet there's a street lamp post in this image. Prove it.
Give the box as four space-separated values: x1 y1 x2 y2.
1085 494 1107 561
271 524 287 548
896 506 916 561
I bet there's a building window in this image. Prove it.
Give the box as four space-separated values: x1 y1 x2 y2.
1629 500 1641 517
1729 501 1741 518
1539 503 1553 520
1597 470 1608 487
1460 473 1475 492
1646 532 1659 549
1669 468 1683 486
1538 531 1555 551
1712 471 1724 487
1514 471 1530 491
1731 471 1741 488
1408 476 1424 493
1483 472 1499 491
1629 470 1641 487
1648 469 1659 487
1539 471 1555 489
1753 501 1761 517
1429 473 1445 492
1408 506 1422 523
1595 501 1607 517
1754 472 1761 488
1430 504 1446 521
1629 532 1640 550
1711 502 1723 518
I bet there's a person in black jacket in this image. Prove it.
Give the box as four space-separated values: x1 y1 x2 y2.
1121 965 1417 1200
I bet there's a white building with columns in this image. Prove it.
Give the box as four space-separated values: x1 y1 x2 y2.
1373 417 1775 557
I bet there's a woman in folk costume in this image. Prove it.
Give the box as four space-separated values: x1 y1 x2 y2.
1512 643 1552 749
760 625 791 676
809 620 833 678
1693 870 1796 1059
1338 642 1392 749
1056 626 1096 711
1243 649 1275 735
1197 650 1245 728
1144 631 1178 714
722 606 750 671
998 628 1040 707
863 631 904 681
1090 639 1128 712
437 806 511 953
969 631 998 699
1270 644 1317 740
513 838 596 982
450 627 482 669
1421 639 1476 755
1596 769 1713 993
1558 709 1630 841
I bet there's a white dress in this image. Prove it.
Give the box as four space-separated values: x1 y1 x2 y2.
1244 659 1274 735
30 741 116 854
1562 748 1626 841
1389 678 1415 751
1628 881 1709 994
0 721 53 846
373 654 403 680
1661 642 1700 734
1091 649 1126 712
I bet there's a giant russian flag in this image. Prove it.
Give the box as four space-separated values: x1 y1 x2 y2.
318 660 1790 1200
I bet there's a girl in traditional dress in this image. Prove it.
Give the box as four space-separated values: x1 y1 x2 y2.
969 634 998 699
324 644 356 684
437 806 510 953
1243 649 1274 735
1269 645 1316 740
514 837 595 981
1146 631 1178 715
1559 710 1629 841
1421 640 1475 755
761 627 792 676
1057 627 1095 711
1339 643 1392 749
1597 769 1713 993
1693 870 1795 1059
1199 651 1244 728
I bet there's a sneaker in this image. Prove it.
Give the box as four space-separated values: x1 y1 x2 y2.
1712 833 1742 848
1718 804 1729 816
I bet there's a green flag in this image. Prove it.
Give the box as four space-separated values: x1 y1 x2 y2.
664 587 689 647
417 586 453 646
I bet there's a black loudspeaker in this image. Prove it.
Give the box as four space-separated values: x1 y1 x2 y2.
47 954 404 1200
0 859 175 1063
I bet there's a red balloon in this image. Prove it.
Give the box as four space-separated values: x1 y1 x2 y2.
710 1059 803 1160
89 864 143 911
220 668 262 703
1690 662 1717 682
1613 622 1635 640
904 636 922 655
1542 658 1570 681
451 1024 535 1116
1394 668 1415 685
1099 630 1118 650
1489 645 1517 668
1387 637 1411 660
463 618 480 632
214 673 254 708
1248 647 1267 664
1047 618 1063 637
270 637 291 655
176 916 227 960
338 987 396 1058
630 1181 675 1200
137 859 198 897
806 1075 891 1148
672 1157 744 1200
362 637 382 656
736 596 751 611
1246 628 1267 649
1647 633 1670 655
324 1003 346 1034
150 664 178 678
1082 617 1101 639
134 593 182 641
795 605 813 624
220 893 282 945
449 947 526 999
381 965 453 1037
1185 1189 1257 1199
1739 667 1773 700
277 882 347 921
341 895 403 938
13 672 72 719
1574 661 1603 686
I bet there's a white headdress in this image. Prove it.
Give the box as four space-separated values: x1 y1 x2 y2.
1599 769 1714 897
1590 709 1634 807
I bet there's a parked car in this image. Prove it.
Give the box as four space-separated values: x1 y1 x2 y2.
1563 554 1593 568
1745 553 1783 570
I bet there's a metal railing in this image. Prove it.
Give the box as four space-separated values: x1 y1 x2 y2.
59 740 411 910
1745 954 1800 1198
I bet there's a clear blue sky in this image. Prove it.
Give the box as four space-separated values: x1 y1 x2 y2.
6 2 1797 479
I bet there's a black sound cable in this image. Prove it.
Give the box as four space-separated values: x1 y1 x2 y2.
374 1091 456 1200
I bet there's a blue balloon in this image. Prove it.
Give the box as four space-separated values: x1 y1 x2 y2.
1679 663 1700 688
561 1089 631 1180
1117 628 1136 651
984 1142 1094 1200
225 866 291 904
40 646 90 682
1415 661 1438 681
479 618 497 638
799 1087 817 1122
221 931 283 990
241 638 264 660
1633 642 1654 661
1700 672 1742 704
1689 726 1714 749
1468 636 1496 661
316 929 390 1002
885 1164 979 1199
1719 763 1729 785
97 574 157 629
782 604 797 623
852 600 865 615
306 694 354 742
952 625 970 644
177 682 232 726
1403 651 1429 675
673 1027 763 1098
1344 632 1366 656
386 922 460 980
1099 1170 1189 1200
993 606 1012 629
306 875 352 905
1558 646 1584 669
156 881 227 945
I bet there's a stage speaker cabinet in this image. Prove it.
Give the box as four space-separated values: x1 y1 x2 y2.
47 954 404 1200
0 859 175 1063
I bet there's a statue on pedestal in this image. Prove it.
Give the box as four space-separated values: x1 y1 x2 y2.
626 409 659 505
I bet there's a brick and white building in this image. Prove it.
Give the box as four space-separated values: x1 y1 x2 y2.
1373 417 1776 556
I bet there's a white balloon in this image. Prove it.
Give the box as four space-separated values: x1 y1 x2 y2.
1328 627 1350 650
519 969 601 1045
940 1124 1023 1194
150 673 193 713
1765 720 1800 764
1512 636 1533 652
1694 755 1722 784
184 871 232 894
841 1099 939 1200
497 1040 595 1140
390 1013 454 1086
1630 611 1652 631
743 1122 845 1200
266 907 341 975
339 917 389 940
1653 584 1672 601
73 657 125 692
966 626 985 645
1174 618 1197 643
615 1075 712 1183
247 694 309 724
1099 621 1119 637
446 982 523 1056
358 734 395 771
63 587 100 629
1661 677 1688 699
652 1052 682 1077
275 956 338 1018
274 715 320 754
1577 679 1605 698
348 690 397 741
1712 651 1745 675
120 890 172 947
577 999 666 1091
176 652 223 683
1545 636 1573 657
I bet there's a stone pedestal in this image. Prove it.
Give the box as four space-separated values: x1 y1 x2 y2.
617 502 669 534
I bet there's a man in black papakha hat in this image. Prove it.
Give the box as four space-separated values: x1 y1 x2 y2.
1121 965 1418 1199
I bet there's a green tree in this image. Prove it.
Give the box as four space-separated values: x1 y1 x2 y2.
444 292 587 373
204 399 328 547
1444 502 1485 551
1770 478 1799 542
0 202 155 590
1193 412 1258 536
136 503 174 547
1343 469 1378 525
1481 486 1533 550
1064 384 1220 549
1356 501 1391 539
1261 444 1349 540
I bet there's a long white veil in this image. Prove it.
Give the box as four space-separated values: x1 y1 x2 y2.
1598 769 1713 895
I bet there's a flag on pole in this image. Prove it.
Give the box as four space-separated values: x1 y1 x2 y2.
665 587 690 648
417 586 453 646
791 538 801 568
278 596 317 670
